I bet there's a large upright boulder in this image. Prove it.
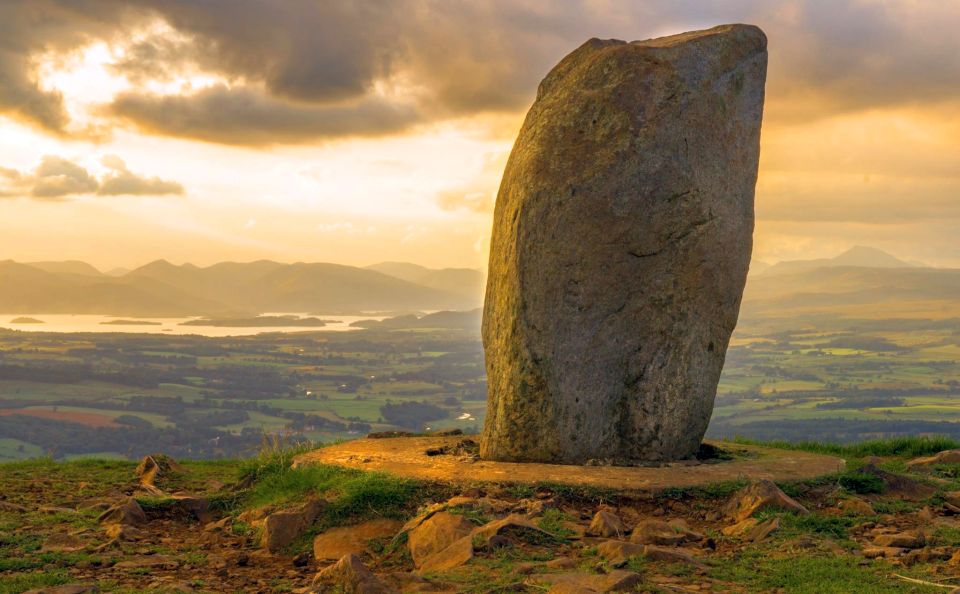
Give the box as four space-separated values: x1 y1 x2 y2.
481 24 767 463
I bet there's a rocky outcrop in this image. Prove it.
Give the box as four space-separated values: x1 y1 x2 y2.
481 24 768 463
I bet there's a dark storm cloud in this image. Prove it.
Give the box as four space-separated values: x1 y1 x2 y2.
107 84 420 146
3 1 960 142
0 155 184 199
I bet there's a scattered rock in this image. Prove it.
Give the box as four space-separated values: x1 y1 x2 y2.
113 555 180 570
0 501 28 513
858 464 936 500
23 585 98 594
76 498 114 512
204 517 232 532
744 517 780 542
596 540 645 567
97 498 147 527
546 557 577 570
103 523 144 541
838 497 875 516
862 546 907 559
41 533 87 552
261 498 325 553
724 480 808 522
480 24 768 464
313 518 402 561
408 511 475 567
539 570 644 593
167 494 213 523
416 535 474 575
312 554 397 594
721 518 758 537
906 450 960 469
872 532 923 549
585 510 625 538
902 546 952 565
630 518 702 545
643 545 705 567
135 454 185 491
472 513 556 549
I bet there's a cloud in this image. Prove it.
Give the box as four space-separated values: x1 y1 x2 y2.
3 1 960 144
97 155 184 195
31 156 99 198
106 84 420 145
0 155 184 200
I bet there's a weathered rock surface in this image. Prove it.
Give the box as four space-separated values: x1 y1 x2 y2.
724 480 807 522
586 510 625 538
97 498 147 527
480 24 768 463
407 511 474 568
261 498 325 553
313 518 402 561
312 554 396 594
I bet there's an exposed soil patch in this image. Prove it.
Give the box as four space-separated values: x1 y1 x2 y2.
294 437 845 492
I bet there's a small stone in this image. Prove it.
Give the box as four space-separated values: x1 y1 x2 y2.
907 450 960 469
0 501 28 513
744 517 780 542
313 519 401 561
838 497 875 516
415 535 474 575
724 480 808 522
22 585 99 594
97 498 147 527
543 570 643 593
641 545 705 568
873 532 923 549
407 511 474 568
41 533 87 553
862 546 907 559
586 510 625 538
261 498 325 553
313 554 396 594
596 540 645 567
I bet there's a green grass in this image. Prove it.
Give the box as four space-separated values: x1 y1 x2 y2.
536 508 575 539
729 435 960 459
0 571 71 594
709 550 938 593
233 443 445 553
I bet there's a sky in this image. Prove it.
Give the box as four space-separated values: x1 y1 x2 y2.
1 0 959 271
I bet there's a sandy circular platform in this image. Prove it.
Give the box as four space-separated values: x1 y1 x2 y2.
293 436 845 492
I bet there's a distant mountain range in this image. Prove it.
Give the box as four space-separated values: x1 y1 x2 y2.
751 246 916 277
0 259 485 316
0 247 955 320
742 247 958 320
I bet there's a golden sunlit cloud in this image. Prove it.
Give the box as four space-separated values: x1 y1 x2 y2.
1 1 959 269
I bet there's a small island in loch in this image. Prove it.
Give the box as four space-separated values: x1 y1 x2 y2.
100 319 163 326
8 317 44 324
180 315 329 328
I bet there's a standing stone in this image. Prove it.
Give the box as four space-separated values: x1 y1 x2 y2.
480 24 767 464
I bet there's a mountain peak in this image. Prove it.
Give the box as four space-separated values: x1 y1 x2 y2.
832 246 913 268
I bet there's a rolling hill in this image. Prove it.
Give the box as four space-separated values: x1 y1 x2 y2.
366 261 485 302
0 260 483 316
